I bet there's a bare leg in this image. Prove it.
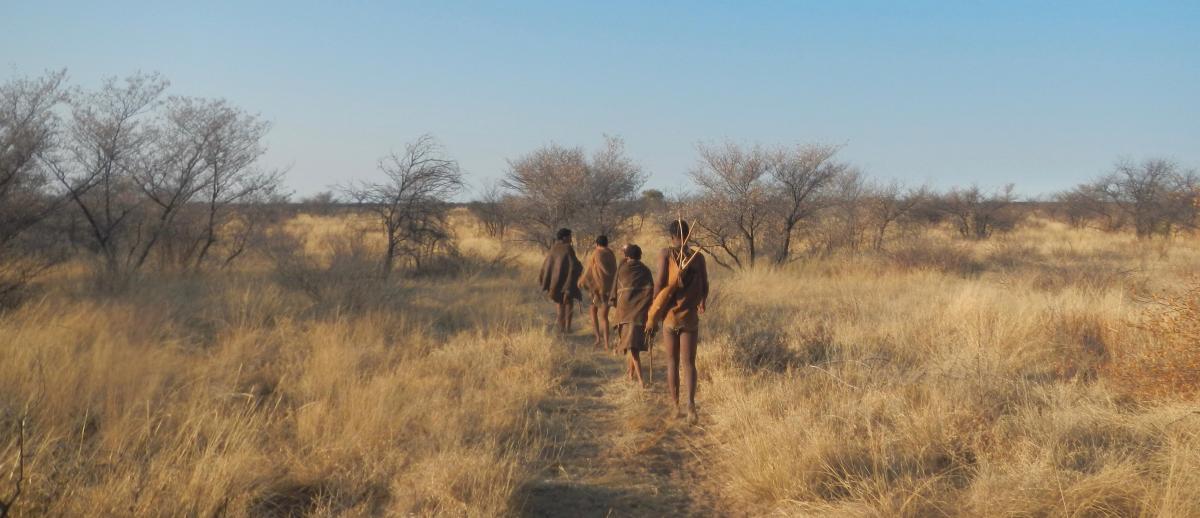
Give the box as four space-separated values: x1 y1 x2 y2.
556 302 570 334
663 329 682 416
680 330 699 423
589 304 602 349
628 350 645 388
564 300 575 333
599 304 611 353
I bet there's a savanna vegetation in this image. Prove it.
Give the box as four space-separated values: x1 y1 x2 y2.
4 70 1200 517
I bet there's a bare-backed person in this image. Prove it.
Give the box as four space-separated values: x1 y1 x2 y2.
647 219 709 423
539 228 583 335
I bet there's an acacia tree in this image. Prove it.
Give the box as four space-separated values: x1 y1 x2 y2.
183 98 280 269
503 143 587 245
41 73 280 278
134 97 280 270
341 135 463 277
636 188 667 232
470 179 512 239
769 143 845 263
688 141 853 268
1053 185 1115 229
45 72 168 278
689 141 775 268
812 169 870 255
937 184 1019 240
864 181 928 250
129 96 221 269
0 70 69 301
503 136 644 246
1090 158 1198 238
581 136 644 238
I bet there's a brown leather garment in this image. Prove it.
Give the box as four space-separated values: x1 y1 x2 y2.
539 242 582 303
610 258 654 326
579 246 618 301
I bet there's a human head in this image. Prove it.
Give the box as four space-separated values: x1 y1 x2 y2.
623 244 642 261
667 219 690 246
555 228 572 242
595 235 608 247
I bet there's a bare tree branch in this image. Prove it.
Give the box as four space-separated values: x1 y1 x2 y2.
340 134 463 277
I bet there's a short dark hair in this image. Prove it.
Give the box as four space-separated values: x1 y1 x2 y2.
555 228 572 241
667 219 690 239
595 235 608 247
623 244 642 260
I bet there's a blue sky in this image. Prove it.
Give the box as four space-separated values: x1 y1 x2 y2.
3 1 1197 198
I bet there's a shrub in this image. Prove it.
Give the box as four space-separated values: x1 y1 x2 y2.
1103 280 1200 400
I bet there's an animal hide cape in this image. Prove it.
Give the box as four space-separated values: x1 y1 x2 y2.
579 247 618 298
610 258 654 326
539 241 582 304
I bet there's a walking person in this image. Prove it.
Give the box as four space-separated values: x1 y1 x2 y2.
539 228 583 335
610 244 654 387
647 219 709 423
579 235 618 351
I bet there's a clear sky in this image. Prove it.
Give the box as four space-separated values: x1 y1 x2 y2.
3 1 1197 198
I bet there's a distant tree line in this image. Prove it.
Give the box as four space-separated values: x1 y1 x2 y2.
473 138 1198 271
1053 159 1200 238
4 69 1198 301
474 138 1027 269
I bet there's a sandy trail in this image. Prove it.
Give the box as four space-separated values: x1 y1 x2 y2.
518 334 733 517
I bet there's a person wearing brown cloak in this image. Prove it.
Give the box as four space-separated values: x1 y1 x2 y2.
539 228 583 334
609 244 654 387
647 219 709 422
579 235 618 351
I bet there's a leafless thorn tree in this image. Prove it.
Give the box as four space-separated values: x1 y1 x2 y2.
503 143 587 246
689 141 775 268
502 136 644 246
178 98 280 270
865 181 928 250
1090 158 1199 239
769 143 845 263
938 184 1019 240
582 135 645 238
1053 184 1114 229
470 179 512 239
0 69 69 301
44 72 169 279
341 134 463 277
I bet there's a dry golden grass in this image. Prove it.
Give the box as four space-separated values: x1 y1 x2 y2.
698 220 1200 516
0 214 563 516
3 212 1200 517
